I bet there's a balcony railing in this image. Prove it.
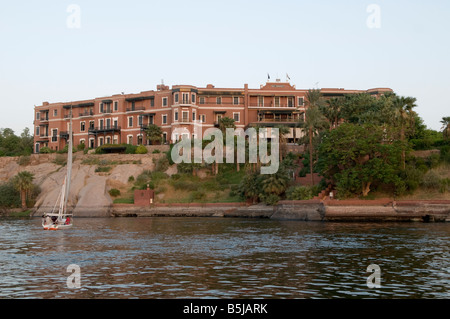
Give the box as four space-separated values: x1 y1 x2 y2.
88 126 121 134
126 106 145 112
79 110 94 117
39 134 49 139
258 116 299 123
60 131 69 139
250 104 296 108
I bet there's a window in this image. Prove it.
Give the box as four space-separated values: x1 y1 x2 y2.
217 97 222 105
288 97 294 107
200 114 206 123
233 112 240 123
106 137 111 144
52 129 58 142
233 96 239 105
127 136 133 145
258 96 264 107
113 120 118 128
138 115 143 126
106 119 111 129
162 114 167 124
80 122 86 132
163 132 167 144
53 109 57 117
191 94 196 104
99 119 104 129
36 112 40 120
80 139 85 147
150 99 154 107
182 111 189 122
89 121 95 130
192 111 196 121
174 110 179 121
149 115 154 125
114 101 118 111
100 103 104 113
182 93 189 104
274 97 280 107
174 93 179 104
128 117 133 127
89 138 95 149
36 126 40 136
199 97 205 105
99 137 104 146
162 97 168 107
298 97 304 106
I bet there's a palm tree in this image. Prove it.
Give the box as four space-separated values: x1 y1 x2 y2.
145 124 163 145
392 96 417 169
441 116 450 140
275 125 291 162
297 89 328 185
260 168 290 196
320 97 343 131
12 171 34 210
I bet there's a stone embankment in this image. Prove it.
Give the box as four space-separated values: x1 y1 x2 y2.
111 199 450 222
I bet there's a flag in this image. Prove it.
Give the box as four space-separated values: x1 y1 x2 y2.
267 73 270 81
286 73 290 81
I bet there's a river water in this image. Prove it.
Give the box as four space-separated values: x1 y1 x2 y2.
0 217 448 299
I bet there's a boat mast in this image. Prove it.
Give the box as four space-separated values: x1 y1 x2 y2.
63 107 73 216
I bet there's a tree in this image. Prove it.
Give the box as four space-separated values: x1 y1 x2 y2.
275 125 291 161
297 90 328 185
392 96 417 169
218 117 236 133
145 124 163 145
11 171 35 210
441 116 450 140
319 123 405 197
320 97 343 131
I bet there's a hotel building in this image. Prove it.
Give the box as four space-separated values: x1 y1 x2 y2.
32 80 392 153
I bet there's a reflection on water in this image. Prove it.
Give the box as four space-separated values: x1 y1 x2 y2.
0 217 448 299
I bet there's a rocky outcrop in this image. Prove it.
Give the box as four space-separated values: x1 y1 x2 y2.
0 150 169 217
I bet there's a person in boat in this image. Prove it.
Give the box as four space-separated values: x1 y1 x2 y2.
42 214 52 226
65 217 71 225
51 216 58 225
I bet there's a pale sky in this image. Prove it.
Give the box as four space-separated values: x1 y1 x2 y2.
0 0 449 134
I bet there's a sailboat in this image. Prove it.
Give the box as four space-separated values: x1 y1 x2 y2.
42 109 74 230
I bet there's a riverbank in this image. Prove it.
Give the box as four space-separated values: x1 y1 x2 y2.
110 199 450 222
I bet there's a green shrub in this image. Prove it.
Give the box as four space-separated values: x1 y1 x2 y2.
286 185 320 200
77 142 86 151
53 154 67 166
189 190 207 202
108 188 121 197
154 156 169 172
261 193 281 205
0 182 21 208
421 171 441 189
18 156 31 166
95 166 112 173
439 178 450 193
152 149 161 154
39 146 53 154
128 176 135 183
136 145 148 154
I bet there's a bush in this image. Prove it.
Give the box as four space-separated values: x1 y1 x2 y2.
77 143 86 151
189 190 207 202
39 146 53 154
262 193 281 205
286 186 316 200
440 178 450 193
95 166 112 173
53 154 67 166
421 171 441 189
0 182 20 208
152 149 161 154
108 188 121 197
18 156 31 166
154 156 169 172
136 145 148 154
128 176 135 183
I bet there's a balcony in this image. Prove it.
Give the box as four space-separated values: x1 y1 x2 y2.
88 126 121 134
79 110 94 117
60 131 69 139
126 106 145 113
39 134 50 139
258 115 299 123
249 103 296 109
